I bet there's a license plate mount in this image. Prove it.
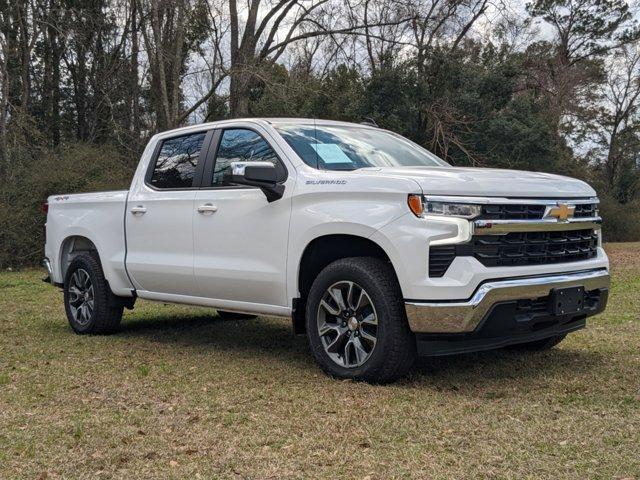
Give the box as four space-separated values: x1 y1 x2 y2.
549 286 586 315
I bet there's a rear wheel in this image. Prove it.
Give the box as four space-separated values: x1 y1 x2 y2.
63 254 123 334
510 334 567 351
305 257 416 383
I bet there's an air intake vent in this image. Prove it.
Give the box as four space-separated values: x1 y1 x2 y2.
428 246 457 277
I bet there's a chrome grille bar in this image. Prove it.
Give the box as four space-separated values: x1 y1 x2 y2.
473 218 602 234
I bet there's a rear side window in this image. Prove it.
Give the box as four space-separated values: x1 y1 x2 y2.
149 132 206 189
213 129 285 186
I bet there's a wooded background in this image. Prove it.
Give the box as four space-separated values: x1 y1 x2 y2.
1 0 640 268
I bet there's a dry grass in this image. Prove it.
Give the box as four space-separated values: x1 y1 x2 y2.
1 244 639 479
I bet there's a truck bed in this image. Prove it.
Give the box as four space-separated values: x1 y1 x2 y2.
44 190 134 296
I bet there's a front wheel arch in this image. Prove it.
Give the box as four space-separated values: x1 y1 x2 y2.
293 234 402 334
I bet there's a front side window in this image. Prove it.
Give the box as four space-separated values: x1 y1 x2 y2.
149 132 206 189
275 124 449 171
213 129 285 186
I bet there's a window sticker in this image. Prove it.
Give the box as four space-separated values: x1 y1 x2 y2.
310 143 353 164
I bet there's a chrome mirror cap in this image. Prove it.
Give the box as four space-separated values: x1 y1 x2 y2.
230 161 276 176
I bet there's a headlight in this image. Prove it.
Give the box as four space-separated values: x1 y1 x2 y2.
408 195 482 219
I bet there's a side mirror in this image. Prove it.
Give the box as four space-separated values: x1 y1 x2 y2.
225 161 285 202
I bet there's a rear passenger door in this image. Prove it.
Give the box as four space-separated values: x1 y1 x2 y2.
126 130 213 296
192 126 293 307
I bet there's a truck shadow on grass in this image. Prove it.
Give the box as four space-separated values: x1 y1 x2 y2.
119 313 312 363
116 312 604 384
412 347 602 384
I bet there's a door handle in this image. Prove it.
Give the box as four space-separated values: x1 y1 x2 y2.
197 203 218 214
130 205 147 215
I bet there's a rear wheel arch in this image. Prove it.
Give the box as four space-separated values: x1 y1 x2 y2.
60 235 135 311
59 235 100 280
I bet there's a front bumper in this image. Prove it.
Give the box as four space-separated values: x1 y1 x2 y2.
405 268 610 334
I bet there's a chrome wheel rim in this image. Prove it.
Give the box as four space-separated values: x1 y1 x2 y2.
68 268 94 326
317 281 378 368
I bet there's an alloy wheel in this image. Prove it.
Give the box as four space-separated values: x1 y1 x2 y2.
67 268 94 326
316 280 378 368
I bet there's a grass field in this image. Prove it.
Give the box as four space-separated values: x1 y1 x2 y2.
1 244 639 479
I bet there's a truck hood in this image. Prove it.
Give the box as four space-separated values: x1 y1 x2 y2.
358 166 596 198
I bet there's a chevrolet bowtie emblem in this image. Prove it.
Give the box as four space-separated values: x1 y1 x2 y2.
548 203 575 222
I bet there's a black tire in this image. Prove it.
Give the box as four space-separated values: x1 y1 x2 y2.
510 334 567 351
63 253 123 334
305 257 416 383
216 310 257 320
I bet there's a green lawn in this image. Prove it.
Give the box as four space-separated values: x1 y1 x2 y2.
1 244 639 479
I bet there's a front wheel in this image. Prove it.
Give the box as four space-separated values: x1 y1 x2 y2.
305 257 416 383
63 254 123 334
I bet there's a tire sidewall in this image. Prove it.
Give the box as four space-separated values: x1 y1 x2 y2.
63 256 101 334
305 260 399 380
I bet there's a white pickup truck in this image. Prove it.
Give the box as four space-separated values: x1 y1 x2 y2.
43 118 610 382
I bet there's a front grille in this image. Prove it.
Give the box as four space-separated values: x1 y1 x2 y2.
480 204 546 220
429 229 599 277
478 201 598 220
473 229 599 267
573 203 598 218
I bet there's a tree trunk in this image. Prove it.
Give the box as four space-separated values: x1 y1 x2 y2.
43 1 61 146
17 0 31 113
230 69 251 118
151 1 171 129
0 52 8 175
74 51 89 141
130 0 140 141
605 125 620 192
51 35 61 145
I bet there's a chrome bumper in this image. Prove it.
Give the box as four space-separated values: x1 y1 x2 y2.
405 269 610 333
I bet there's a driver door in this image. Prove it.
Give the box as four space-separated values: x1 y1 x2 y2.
192 126 293 307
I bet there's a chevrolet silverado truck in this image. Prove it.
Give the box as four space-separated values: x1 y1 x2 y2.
43 118 610 382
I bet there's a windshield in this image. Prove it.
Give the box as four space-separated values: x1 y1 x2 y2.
275 124 449 171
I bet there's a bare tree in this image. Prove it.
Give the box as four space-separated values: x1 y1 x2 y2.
408 0 490 68
0 16 8 169
129 0 140 138
595 44 640 200
527 0 640 135
0 0 41 173
138 0 211 129
401 0 494 165
347 0 413 72
38 0 63 145
0 0 40 115
225 0 413 117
